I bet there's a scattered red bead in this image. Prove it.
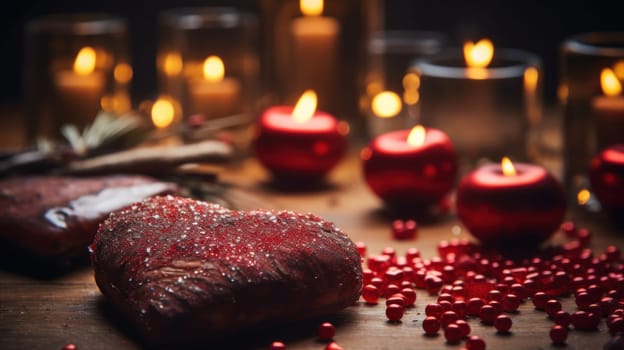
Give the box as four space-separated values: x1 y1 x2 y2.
317 322 335 341
444 323 463 344
466 335 486 350
325 341 343 350
385 303 404 322
269 341 286 350
61 345 77 350
494 314 513 333
361 284 380 305
553 310 571 328
549 324 568 344
422 316 441 335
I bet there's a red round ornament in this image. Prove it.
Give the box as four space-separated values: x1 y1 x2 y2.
361 126 457 215
456 158 566 248
589 144 624 224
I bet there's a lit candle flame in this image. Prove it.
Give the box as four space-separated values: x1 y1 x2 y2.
501 157 516 176
300 0 323 16
600 67 622 97
292 90 317 123
524 66 539 92
371 91 402 118
73 46 97 75
577 188 591 205
203 56 225 82
407 125 426 146
114 63 133 84
163 52 183 77
463 39 494 68
151 97 175 129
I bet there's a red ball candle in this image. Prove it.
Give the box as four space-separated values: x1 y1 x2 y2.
253 90 348 180
456 157 566 248
589 144 624 223
361 125 457 214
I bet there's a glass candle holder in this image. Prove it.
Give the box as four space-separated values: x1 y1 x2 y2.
559 32 624 208
257 0 383 137
411 46 543 173
362 30 446 139
24 13 131 143
157 7 259 153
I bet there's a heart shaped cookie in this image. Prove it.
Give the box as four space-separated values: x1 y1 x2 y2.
91 195 362 346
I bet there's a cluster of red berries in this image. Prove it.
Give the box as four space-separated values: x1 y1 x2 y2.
356 220 624 348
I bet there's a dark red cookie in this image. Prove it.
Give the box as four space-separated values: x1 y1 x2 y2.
91 195 362 346
0 175 178 258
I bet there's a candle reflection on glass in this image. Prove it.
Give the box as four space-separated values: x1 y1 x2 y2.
413 39 542 173
593 66 624 151
54 46 105 129
188 55 242 120
290 0 339 112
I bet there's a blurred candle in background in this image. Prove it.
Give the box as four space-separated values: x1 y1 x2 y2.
188 55 242 120
53 46 105 129
559 32 624 207
593 66 624 151
290 0 339 112
412 39 542 174
24 13 129 142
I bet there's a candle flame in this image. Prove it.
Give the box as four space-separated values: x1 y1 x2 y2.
151 97 176 129
163 52 183 77
73 46 96 75
114 63 133 84
577 188 591 206
203 56 225 82
463 39 494 68
600 67 622 97
524 66 539 92
292 90 317 123
371 91 402 118
407 125 426 146
300 0 323 16
501 157 516 176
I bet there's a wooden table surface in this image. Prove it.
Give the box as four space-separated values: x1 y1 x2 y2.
0 137 623 350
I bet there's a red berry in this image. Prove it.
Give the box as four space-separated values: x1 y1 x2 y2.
61 345 77 350
444 323 462 344
386 295 406 307
545 299 562 317
466 335 486 350
441 310 459 328
422 316 441 335
609 317 624 335
325 342 343 350
355 241 366 257
494 314 512 333
386 303 404 322
361 284 380 304
549 324 568 344
270 341 286 350
531 291 548 310
317 322 335 341
400 287 417 306
384 284 401 298
455 319 471 338
479 304 498 325
425 303 442 318
467 297 485 316
502 293 521 312
553 310 571 328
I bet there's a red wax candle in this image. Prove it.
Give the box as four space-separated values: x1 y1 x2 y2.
253 90 347 180
589 144 624 223
361 126 457 214
456 158 566 248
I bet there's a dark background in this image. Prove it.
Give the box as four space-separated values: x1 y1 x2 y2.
1 0 623 107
